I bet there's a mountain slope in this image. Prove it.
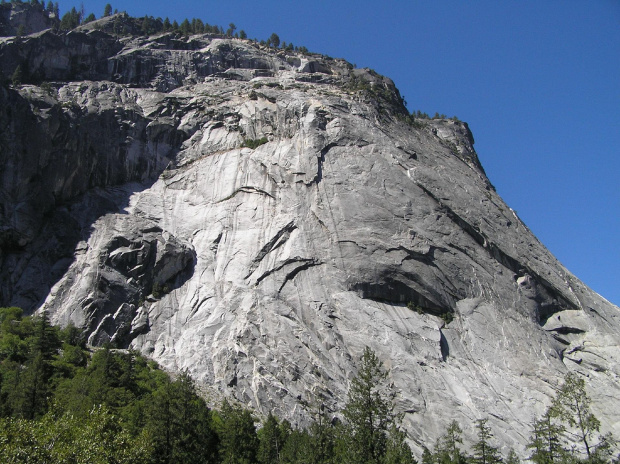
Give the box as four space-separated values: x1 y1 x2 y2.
1 13 618 455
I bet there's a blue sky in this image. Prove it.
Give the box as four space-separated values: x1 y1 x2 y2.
63 1 619 306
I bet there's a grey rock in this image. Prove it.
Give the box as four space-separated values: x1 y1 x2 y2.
0 3 57 37
1 28 619 458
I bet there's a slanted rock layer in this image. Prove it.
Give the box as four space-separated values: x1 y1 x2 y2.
1 12 618 456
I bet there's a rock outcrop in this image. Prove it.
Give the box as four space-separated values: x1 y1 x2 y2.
0 2 57 37
1 12 618 457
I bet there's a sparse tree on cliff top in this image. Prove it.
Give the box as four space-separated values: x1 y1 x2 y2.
268 32 280 48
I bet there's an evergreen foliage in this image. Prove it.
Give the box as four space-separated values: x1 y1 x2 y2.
215 399 259 464
552 372 601 460
242 137 268 149
10 63 24 85
268 32 280 48
526 372 617 464
434 420 467 464
340 346 400 464
59 5 80 30
471 418 503 464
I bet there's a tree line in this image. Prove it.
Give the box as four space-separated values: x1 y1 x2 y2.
0 307 412 463
1 307 617 463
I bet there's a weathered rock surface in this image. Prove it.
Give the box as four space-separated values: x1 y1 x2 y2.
1 15 619 457
0 2 57 37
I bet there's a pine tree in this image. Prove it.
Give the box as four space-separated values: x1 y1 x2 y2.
268 32 280 48
385 424 417 464
551 372 601 460
471 419 503 464
59 6 80 30
170 372 217 463
280 427 313 464
527 409 565 464
10 63 24 85
258 412 288 464
435 420 466 464
216 399 258 464
308 403 336 464
340 347 410 464
103 3 112 17
505 449 520 464
179 18 190 36
421 447 435 464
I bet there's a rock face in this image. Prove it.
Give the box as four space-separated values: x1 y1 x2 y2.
0 2 57 37
1 13 619 456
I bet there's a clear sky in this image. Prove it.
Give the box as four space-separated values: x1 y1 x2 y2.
62 0 619 306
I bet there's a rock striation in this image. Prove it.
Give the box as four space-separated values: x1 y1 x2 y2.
1 11 619 456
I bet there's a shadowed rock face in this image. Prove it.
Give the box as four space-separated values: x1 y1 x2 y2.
0 2 57 37
1 16 619 456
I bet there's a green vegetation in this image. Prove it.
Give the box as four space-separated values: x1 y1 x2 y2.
0 310 415 463
526 372 616 464
406 302 454 324
151 282 170 299
59 6 80 30
400 110 462 130
340 347 415 464
0 307 618 463
345 71 407 114
267 32 280 48
242 137 269 149
407 301 425 314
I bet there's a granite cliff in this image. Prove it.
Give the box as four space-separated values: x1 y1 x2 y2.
1 11 619 456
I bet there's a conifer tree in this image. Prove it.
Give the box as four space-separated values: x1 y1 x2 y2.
309 403 336 464
179 18 190 36
216 399 258 464
471 418 503 464
268 32 280 48
527 409 565 464
385 423 417 464
258 412 289 464
11 63 24 85
551 372 601 461
505 449 520 464
435 420 466 464
340 347 411 464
